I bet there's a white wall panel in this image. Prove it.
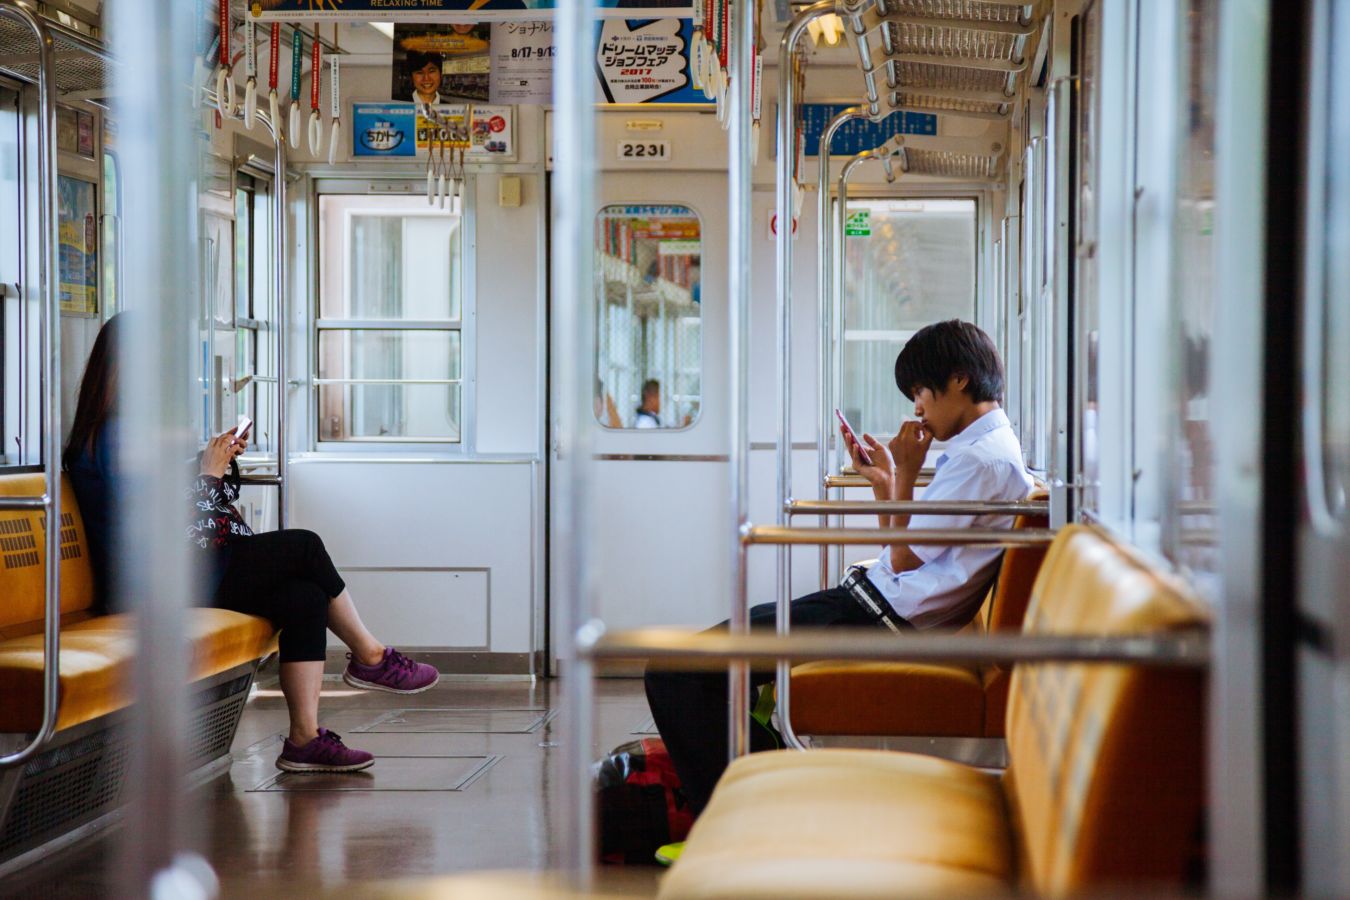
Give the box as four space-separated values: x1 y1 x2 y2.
337 569 489 649
290 459 535 653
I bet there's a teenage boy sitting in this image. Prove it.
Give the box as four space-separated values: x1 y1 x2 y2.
644 319 1034 815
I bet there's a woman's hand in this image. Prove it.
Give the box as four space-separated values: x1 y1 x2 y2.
890 421 933 484
199 430 246 478
841 424 895 492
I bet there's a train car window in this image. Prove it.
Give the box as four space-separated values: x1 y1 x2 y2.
594 204 702 430
1075 3 1102 515
0 86 17 465
1166 0 1219 571
101 150 119 316
317 193 465 443
839 198 976 437
233 175 274 454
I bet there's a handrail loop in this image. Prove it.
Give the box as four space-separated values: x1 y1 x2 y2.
0 0 62 771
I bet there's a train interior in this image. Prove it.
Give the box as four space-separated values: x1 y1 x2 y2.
0 0 1347 896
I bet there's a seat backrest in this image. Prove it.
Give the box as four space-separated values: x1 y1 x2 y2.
0 473 97 636
973 490 1052 635
1004 524 1207 895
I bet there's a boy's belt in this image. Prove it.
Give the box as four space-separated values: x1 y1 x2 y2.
841 564 913 633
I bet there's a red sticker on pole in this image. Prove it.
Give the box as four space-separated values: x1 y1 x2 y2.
311 35 321 110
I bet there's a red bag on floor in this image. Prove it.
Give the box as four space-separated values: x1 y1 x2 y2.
594 737 693 864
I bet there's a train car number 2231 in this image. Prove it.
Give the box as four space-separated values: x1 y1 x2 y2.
617 140 671 162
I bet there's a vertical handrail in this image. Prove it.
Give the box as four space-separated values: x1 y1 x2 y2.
557 0 598 882
775 0 835 756
727 0 756 761
817 107 868 591
112 0 211 888
0 2 62 772
274 126 289 528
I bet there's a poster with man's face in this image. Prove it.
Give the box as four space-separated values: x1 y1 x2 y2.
391 24 492 105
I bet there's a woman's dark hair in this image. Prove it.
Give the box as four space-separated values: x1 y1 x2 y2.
63 313 124 469
894 319 1004 403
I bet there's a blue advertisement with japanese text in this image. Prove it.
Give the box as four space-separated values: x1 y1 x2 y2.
352 103 417 157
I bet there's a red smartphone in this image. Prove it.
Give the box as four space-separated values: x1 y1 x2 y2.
834 409 872 466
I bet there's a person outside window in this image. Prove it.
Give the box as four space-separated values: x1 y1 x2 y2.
644 320 1034 815
635 379 662 429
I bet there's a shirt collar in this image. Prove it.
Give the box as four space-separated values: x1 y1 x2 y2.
940 407 1010 455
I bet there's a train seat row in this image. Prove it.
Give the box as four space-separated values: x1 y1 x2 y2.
790 505 1051 739
658 524 1208 898
0 472 276 865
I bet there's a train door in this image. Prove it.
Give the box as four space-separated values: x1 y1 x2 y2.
1298 0 1350 889
549 168 729 641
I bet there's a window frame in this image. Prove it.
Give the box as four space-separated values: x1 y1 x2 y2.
311 181 476 454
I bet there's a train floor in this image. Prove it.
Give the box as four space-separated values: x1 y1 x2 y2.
5 674 665 897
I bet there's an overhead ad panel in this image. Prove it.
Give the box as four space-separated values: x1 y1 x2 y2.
250 0 696 22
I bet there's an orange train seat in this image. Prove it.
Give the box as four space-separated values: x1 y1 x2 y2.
0 472 278 733
788 504 1050 738
658 524 1207 898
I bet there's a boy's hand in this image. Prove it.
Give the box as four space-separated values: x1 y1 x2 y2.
842 424 895 491
890 421 933 484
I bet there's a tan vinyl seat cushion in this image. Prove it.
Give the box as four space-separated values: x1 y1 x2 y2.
0 609 278 733
657 749 1013 899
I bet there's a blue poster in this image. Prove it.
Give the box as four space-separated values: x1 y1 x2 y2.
352 103 416 157
798 104 938 158
251 0 695 22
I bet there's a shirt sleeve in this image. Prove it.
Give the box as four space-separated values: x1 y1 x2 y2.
903 454 1004 564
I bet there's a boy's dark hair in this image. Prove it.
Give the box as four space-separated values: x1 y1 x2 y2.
405 51 445 73
894 320 1004 403
641 379 660 398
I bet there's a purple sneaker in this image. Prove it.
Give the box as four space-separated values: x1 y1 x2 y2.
343 647 440 694
276 728 374 773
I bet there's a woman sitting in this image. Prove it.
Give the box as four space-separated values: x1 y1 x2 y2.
64 314 439 774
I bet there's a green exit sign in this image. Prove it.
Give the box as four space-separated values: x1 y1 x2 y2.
845 210 871 237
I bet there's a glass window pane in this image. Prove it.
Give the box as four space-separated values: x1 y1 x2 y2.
594 204 702 429
839 198 976 435
318 330 461 381
102 152 119 314
234 187 251 321
319 383 461 441
325 212 461 320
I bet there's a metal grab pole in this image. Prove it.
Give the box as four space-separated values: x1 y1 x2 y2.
727 0 755 762
777 0 836 754
787 499 1050 517
556 0 599 881
0 2 61 772
274 123 289 529
580 627 1211 669
743 526 1057 546
817 106 867 592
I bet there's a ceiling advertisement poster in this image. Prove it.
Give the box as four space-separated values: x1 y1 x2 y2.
251 0 695 22
392 23 492 104
490 18 711 105
352 102 515 160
